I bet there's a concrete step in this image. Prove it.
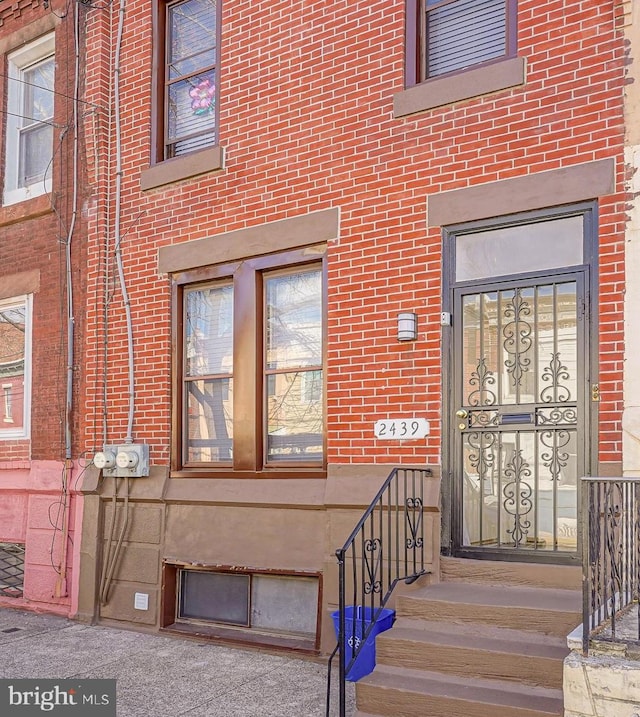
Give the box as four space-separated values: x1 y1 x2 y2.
396 581 581 637
357 665 564 717
440 556 581 590
376 617 569 689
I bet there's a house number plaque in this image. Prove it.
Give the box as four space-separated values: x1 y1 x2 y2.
374 418 430 439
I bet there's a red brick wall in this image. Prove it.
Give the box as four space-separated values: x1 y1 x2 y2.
81 0 626 467
0 1 88 463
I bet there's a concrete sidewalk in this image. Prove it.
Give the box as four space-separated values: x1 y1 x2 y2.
0 608 355 716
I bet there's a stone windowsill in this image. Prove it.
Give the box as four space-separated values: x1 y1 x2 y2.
140 145 225 191
394 56 526 118
0 193 53 227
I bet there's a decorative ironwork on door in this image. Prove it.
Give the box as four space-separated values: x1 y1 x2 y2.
457 281 581 554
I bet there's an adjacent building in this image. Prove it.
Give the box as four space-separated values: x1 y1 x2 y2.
0 0 87 615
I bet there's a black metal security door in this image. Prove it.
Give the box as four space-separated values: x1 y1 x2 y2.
451 273 588 559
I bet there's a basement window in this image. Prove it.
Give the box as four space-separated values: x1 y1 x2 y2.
163 564 320 650
0 542 25 598
179 571 250 625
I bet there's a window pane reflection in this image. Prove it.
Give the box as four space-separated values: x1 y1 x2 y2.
265 270 322 371
455 215 583 281
184 283 233 464
266 372 323 462
185 284 232 377
265 268 323 463
186 378 233 463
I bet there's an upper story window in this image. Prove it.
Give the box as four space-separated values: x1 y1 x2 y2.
158 0 219 161
408 0 515 85
0 296 32 439
174 250 325 476
4 34 55 206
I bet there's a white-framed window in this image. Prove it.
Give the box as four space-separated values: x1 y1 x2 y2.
0 295 32 439
4 33 55 206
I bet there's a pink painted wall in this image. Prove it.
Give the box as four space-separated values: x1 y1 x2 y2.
0 460 83 616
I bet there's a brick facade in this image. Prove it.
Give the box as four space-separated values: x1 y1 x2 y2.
82 0 626 465
0 0 625 644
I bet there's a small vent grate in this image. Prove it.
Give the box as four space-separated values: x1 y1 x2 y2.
0 542 25 598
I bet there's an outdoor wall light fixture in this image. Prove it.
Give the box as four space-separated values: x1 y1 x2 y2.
397 312 418 341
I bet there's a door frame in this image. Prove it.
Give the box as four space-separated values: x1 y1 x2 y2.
440 202 599 563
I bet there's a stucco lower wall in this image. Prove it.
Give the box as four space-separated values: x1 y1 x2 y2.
564 649 640 717
0 460 83 616
76 463 441 652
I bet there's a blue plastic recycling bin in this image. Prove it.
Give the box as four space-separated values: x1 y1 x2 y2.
331 605 395 681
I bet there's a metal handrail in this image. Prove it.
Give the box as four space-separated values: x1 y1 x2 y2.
326 466 431 716
581 476 640 655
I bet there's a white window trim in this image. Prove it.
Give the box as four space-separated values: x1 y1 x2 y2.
4 33 55 207
0 295 32 440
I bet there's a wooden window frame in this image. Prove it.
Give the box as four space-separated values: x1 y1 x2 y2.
404 0 518 87
171 248 327 478
152 0 221 164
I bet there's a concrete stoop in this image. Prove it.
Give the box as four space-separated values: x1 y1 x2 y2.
354 557 581 717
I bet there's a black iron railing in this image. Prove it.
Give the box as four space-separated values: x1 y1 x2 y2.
326 466 431 717
582 476 640 655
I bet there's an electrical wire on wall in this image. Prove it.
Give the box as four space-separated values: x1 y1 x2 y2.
98 0 133 606
100 0 116 454
97 0 136 449
64 1 80 464
99 476 129 605
113 0 135 446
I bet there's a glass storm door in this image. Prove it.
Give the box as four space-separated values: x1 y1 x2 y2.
453 274 587 558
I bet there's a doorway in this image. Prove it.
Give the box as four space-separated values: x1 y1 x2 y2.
443 205 596 561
